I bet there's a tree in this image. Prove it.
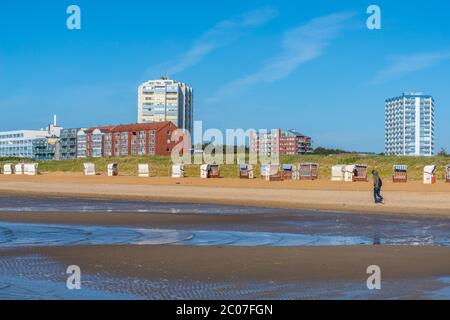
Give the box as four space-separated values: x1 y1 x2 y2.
437 148 448 157
313 147 351 155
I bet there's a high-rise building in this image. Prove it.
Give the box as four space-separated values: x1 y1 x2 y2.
385 92 435 156
250 129 313 157
138 77 193 135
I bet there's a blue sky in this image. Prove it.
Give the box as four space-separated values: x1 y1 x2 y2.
0 0 449 153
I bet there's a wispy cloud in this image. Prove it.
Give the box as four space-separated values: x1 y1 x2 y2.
207 12 355 102
372 51 450 83
155 7 278 76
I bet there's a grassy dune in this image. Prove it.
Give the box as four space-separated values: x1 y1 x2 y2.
1 155 449 181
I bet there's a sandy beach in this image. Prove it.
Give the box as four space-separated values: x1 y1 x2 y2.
1 172 450 216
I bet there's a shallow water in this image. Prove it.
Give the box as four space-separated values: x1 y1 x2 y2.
1 221 449 247
0 195 288 214
0 222 373 247
0 255 448 300
0 196 449 247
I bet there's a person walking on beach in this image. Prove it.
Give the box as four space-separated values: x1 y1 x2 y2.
372 170 384 204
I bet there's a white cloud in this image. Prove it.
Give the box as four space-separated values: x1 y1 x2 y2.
156 7 278 76
207 12 355 102
372 51 450 83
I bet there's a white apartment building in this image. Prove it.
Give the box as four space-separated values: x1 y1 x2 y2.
0 130 49 158
385 92 435 156
0 116 62 158
138 77 193 134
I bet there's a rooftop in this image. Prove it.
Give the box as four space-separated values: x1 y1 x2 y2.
82 121 176 134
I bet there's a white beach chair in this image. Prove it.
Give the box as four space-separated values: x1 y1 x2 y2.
107 163 118 177
261 164 282 181
423 165 437 184
83 163 96 176
3 164 13 175
138 164 149 177
14 163 24 175
172 165 185 178
331 165 346 181
23 163 38 176
343 165 356 182
200 164 209 179
239 164 254 179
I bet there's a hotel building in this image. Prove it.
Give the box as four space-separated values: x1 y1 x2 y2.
250 129 313 157
76 122 177 158
385 92 435 156
138 77 193 134
0 130 49 158
0 116 62 159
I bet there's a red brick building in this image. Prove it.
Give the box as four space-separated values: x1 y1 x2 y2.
250 129 312 156
76 121 178 158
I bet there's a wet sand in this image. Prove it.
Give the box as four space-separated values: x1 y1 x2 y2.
1 173 450 216
1 203 449 284
3 245 450 283
0 195 449 299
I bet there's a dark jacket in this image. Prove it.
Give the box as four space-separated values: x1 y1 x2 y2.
372 170 382 188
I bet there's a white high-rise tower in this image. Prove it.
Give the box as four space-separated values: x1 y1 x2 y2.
138 77 193 134
385 92 434 156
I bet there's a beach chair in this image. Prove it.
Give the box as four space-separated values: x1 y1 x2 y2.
393 165 408 183
331 165 346 181
282 164 295 180
83 163 96 176
3 164 14 175
200 164 209 179
446 166 450 183
23 163 38 176
343 165 356 182
200 164 220 179
107 163 118 177
261 164 283 181
239 164 254 179
423 165 437 184
353 164 368 182
138 164 149 177
298 163 319 180
14 163 24 175
209 164 220 178
172 164 185 178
